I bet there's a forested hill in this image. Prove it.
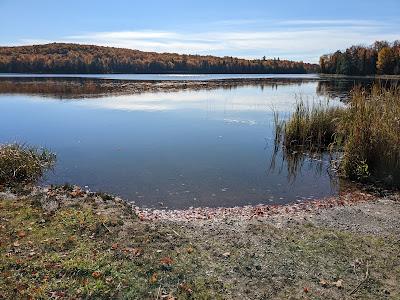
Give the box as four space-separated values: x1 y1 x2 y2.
0 43 318 74
320 40 400 76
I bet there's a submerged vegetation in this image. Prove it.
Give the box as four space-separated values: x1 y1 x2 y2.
0 143 56 186
274 84 400 188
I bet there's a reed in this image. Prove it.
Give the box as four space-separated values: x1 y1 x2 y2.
274 84 400 187
338 85 400 185
280 99 344 152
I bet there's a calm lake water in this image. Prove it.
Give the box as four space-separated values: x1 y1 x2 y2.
0 73 319 81
0 75 375 208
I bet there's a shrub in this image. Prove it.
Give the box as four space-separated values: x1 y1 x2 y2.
0 143 56 186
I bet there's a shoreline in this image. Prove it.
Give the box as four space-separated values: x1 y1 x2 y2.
0 74 397 99
1 182 393 222
1 183 399 298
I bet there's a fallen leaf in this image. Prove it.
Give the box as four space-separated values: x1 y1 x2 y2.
161 293 176 300
222 252 231 258
160 257 173 265
123 247 143 256
70 188 85 198
319 279 329 287
179 283 193 294
17 231 26 238
303 287 309 293
92 271 102 279
105 277 113 283
149 272 158 284
333 279 343 289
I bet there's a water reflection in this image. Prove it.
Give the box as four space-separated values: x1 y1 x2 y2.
0 77 319 99
316 78 399 101
269 144 340 190
0 76 386 209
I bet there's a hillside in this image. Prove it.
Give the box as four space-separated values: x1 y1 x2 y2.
0 43 319 74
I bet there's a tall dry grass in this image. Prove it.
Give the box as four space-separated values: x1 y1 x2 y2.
0 143 56 186
279 100 344 152
338 85 400 185
274 84 400 187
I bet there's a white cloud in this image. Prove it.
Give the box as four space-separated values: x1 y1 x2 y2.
16 19 399 63
67 31 179 40
277 19 383 26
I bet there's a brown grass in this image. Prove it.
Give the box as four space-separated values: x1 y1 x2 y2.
0 143 56 186
274 84 400 187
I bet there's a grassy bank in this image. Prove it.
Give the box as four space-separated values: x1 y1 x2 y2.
274 85 400 188
1 188 400 299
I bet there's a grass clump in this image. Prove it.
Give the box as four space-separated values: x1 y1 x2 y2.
338 85 400 185
277 100 344 151
0 143 56 186
274 84 400 188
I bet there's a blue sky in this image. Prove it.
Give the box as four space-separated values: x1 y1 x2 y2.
0 0 399 62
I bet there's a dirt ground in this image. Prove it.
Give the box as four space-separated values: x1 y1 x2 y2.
1 185 399 299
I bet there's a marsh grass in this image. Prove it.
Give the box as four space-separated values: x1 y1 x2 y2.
275 99 344 152
0 143 56 186
274 84 400 188
339 85 400 186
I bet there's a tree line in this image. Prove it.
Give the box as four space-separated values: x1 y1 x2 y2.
320 41 400 75
0 43 318 74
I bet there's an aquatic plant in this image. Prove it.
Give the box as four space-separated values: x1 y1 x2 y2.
338 85 400 186
274 84 400 188
0 143 56 186
278 99 344 152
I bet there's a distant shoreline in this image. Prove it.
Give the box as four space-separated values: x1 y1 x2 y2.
319 73 400 80
0 74 397 99
1 72 399 80
0 75 323 98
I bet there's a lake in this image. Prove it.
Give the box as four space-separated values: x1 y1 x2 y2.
0 74 377 208
0 73 319 81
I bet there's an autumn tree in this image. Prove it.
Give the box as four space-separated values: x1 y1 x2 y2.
0 43 319 74
320 40 400 76
377 47 395 74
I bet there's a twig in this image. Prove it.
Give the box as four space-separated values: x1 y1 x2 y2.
155 286 161 300
171 229 181 237
102 222 112 233
350 262 369 295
